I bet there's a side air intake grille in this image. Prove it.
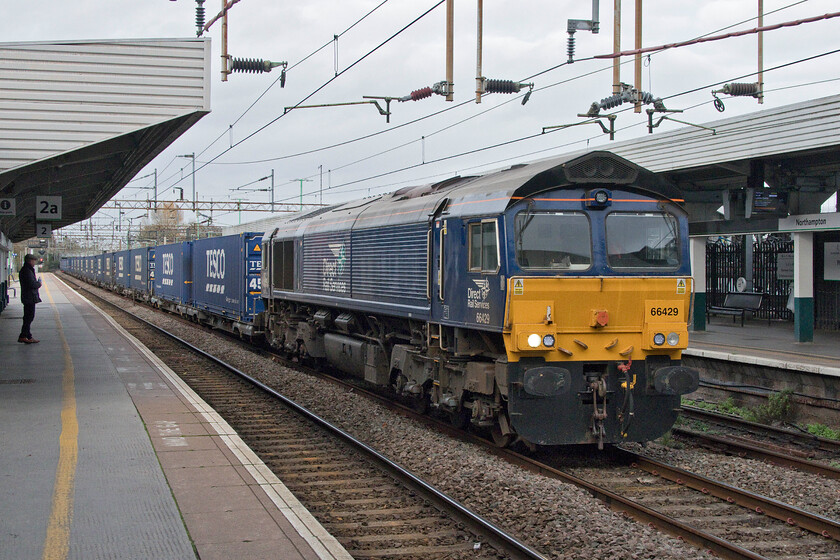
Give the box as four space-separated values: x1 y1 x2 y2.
563 155 638 184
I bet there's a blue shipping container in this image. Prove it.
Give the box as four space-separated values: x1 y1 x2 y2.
191 233 263 321
129 248 148 292
154 242 192 304
103 253 114 286
115 250 131 289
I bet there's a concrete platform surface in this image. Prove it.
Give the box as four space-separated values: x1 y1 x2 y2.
0 273 351 560
688 319 840 378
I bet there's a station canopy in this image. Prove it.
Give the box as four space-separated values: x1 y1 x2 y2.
603 94 840 235
0 38 210 242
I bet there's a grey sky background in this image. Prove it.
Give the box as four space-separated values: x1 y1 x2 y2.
3 0 839 229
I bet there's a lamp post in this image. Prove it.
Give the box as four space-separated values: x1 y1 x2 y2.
177 153 196 212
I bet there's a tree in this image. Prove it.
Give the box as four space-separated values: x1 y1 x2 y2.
139 202 184 244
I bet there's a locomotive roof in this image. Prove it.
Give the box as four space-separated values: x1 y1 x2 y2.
263 151 682 238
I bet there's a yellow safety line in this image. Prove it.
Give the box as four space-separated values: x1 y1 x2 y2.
41 278 78 560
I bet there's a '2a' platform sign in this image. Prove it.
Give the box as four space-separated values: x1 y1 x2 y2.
36 196 62 220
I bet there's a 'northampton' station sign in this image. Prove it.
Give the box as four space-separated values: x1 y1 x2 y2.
778 212 840 232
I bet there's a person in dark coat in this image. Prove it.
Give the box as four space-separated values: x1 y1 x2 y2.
18 254 42 344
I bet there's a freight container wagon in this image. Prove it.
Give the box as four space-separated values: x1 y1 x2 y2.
152 241 192 313
129 247 153 298
114 250 131 291
94 254 105 285
191 232 263 337
102 252 114 288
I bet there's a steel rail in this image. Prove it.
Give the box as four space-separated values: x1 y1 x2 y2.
613 447 840 542
681 405 840 453
65 278 548 560
470 447 771 560
256 351 840 556
674 426 840 480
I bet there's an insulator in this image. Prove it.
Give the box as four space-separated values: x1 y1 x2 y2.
485 79 520 94
722 82 760 97
231 57 269 73
599 93 625 110
195 0 205 37
638 91 655 105
567 34 576 64
409 87 433 101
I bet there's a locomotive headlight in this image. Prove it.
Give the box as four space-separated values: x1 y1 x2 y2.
653 332 666 346
542 334 555 348
528 333 542 348
594 190 609 204
667 332 680 346
586 189 612 208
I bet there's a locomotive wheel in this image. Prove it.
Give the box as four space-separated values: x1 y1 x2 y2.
490 423 513 448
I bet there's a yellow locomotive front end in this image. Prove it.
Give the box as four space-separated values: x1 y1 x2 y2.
500 276 699 447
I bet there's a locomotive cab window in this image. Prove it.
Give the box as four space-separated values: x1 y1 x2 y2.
272 239 295 290
606 212 680 269
515 212 591 270
468 220 499 272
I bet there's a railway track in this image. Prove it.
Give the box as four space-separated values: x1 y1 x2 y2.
563 448 840 560
66 276 840 560
67 278 545 560
677 405 840 479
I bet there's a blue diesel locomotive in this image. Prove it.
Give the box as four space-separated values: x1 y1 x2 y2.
260 151 699 447
62 151 699 448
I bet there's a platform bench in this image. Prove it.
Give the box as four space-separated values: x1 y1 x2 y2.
706 292 764 327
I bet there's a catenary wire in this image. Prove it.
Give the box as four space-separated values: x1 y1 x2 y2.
152 0 444 200
274 47 840 204
203 0 813 168
194 0 393 161
122 0 815 208
203 1 446 166
143 2 826 207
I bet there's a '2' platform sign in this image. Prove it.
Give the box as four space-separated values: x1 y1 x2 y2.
36 196 62 220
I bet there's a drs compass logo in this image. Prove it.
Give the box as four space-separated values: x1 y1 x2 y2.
322 242 348 293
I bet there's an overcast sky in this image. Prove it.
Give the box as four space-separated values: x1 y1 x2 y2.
4 0 839 230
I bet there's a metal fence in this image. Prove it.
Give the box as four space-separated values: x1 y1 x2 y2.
706 236 793 322
752 237 794 322
706 233 840 330
706 238 743 308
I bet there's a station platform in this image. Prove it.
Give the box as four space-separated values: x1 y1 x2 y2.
687 319 840 379
0 273 351 560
